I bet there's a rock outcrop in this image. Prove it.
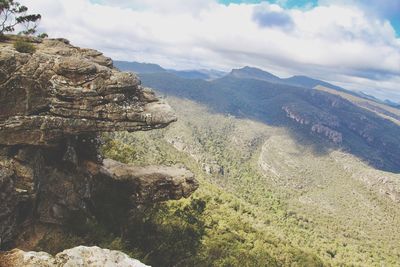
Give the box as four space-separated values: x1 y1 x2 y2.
282 90 400 170
0 246 149 267
282 100 342 144
0 37 198 255
0 38 176 146
101 159 198 204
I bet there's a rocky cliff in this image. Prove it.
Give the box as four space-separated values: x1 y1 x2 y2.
0 37 198 263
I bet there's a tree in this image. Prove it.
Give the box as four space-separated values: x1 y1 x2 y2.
0 0 41 37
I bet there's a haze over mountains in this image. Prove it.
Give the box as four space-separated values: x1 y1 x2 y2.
115 60 400 173
115 61 400 108
114 60 226 81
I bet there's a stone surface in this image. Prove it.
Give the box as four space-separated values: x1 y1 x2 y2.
101 159 199 203
0 246 149 267
0 38 176 146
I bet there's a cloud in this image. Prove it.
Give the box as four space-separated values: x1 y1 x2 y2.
253 4 294 29
21 0 400 101
90 0 215 14
320 0 400 18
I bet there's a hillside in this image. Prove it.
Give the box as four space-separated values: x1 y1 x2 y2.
103 96 400 266
316 85 400 125
113 60 166 73
138 72 400 173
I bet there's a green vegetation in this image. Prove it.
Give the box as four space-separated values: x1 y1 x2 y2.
37 32 48 39
35 96 400 266
100 96 400 266
100 134 324 266
13 39 35 53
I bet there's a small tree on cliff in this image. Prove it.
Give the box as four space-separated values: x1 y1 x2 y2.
0 0 41 38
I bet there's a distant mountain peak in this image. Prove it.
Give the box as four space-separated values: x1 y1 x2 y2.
114 60 166 74
114 61 226 80
229 66 281 82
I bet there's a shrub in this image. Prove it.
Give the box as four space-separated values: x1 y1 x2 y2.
38 32 48 39
13 40 35 53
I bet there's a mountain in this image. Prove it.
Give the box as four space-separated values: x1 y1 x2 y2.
227 66 343 91
282 75 344 91
114 60 166 73
228 66 282 83
168 70 210 80
316 85 400 124
115 61 395 109
168 69 226 80
384 99 400 109
114 60 226 80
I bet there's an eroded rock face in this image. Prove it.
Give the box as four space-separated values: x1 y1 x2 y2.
282 100 342 144
311 124 342 144
0 38 197 250
0 38 176 146
0 246 149 267
282 90 400 166
100 159 199 203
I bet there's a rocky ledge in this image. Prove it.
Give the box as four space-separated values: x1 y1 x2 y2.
0 37 198 262
0 38 176 146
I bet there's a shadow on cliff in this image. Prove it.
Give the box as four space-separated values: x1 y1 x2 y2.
138 72 400 173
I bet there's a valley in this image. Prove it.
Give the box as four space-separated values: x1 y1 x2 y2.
103 94 400 266
2 1 400 266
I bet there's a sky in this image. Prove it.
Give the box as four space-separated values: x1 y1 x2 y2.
21 0 400 102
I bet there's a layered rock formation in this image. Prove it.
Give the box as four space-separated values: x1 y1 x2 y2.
281 90 400 171
0 37 198 258
282 100 342 144
0 38 176 146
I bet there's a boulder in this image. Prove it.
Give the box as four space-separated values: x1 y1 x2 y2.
0 246 149 267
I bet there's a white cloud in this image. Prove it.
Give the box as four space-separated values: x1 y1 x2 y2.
93 0 215 14
22 0 400 101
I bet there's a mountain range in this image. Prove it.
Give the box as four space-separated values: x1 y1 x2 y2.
114 61 400 173
115 61 400 108
114 60 226 80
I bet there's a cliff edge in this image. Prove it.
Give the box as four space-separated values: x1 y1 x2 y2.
0 37 198 265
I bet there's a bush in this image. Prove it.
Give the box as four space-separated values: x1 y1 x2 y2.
38 33 48 39
14 40 36 53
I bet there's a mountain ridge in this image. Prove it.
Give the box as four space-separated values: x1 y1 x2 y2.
115 60 400 109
